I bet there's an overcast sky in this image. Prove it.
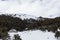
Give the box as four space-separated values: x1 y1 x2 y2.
0 0 60 18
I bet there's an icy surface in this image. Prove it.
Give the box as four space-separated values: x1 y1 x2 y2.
8 30 57 40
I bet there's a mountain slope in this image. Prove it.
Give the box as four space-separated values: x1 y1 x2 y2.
0 14 39 20
12 14 38 20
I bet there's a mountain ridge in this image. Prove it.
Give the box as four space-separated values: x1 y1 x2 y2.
0 13 40 20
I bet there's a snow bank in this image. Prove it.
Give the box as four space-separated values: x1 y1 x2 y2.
8 30 57 40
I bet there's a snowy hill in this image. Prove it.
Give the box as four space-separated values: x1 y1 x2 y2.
0 13 39 20
12 14 38 20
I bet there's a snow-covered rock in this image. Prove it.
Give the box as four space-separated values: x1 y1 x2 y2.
9 29 17 33
58 28 60 32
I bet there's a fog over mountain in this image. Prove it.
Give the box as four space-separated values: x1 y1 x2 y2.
0 0 60 18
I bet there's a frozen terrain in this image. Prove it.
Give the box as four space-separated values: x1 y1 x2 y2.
8 30 57 40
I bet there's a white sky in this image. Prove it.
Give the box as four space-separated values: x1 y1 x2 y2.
0 0 60 18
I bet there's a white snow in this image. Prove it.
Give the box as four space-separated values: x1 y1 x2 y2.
58 29 60 32
4 14 38 20
8 30 57 40
0 0 60 18
0 13 38 20
0 39 2 40
57 37 60 40
13 14 38 19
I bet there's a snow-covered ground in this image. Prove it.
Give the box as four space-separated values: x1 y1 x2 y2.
8 30 57 40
